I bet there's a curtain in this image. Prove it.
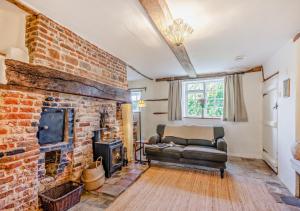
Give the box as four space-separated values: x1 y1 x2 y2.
168 80 182 121
223 74 248 122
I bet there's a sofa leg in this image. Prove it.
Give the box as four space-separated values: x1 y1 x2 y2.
148 159 151 167
220 168 225 179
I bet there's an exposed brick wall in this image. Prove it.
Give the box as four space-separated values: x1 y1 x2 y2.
25 14 128 90
0 89 43 210
0 88 124 210
1 8 128 210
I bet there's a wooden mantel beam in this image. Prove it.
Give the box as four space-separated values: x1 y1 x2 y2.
139 0 197 78
156 66 263 82
4 59 131 102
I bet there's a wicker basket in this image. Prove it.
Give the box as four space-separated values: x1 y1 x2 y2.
39 181 84 211
81 156 105 191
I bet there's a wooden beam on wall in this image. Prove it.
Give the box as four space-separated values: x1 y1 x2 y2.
127 64 153 81
144 98 168 102
4 59 131 102
156 66 263 82
5 0 38 15
263 71 279 82
139 0 197 77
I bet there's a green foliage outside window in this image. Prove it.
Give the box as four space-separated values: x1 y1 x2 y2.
185 79 224 118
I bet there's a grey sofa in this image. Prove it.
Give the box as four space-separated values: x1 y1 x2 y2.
145 124 228 178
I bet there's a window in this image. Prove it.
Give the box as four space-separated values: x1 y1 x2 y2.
183 78 224 118
130 91 142 112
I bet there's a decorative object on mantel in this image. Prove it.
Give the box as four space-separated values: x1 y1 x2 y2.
100 109 109 129
291 142 300 160
39 181 84 211
81 157 105 191
283 79 291 97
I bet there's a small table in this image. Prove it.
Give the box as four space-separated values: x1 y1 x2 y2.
134 140 149 162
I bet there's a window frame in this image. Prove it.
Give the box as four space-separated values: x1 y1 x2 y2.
182 78 224 119
130 91 142 113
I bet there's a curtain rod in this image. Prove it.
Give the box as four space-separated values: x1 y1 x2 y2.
155 66 262 82
128 87 147 91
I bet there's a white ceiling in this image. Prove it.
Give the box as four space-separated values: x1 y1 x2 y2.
19 0 300 80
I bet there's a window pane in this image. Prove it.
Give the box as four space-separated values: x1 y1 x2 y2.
187 82 204 91
184 79 224 118
187 92 204 117
130 91 142 112
203 80 224 118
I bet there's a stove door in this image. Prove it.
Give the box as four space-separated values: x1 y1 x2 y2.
38 108 65 145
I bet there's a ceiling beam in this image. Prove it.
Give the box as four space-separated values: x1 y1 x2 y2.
5 0 38 15
126 64 153 81
155 66 263 82
139 0 197 78
294 33 300 42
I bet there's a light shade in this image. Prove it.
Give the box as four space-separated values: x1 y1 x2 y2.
138 100 146 108
165 18 194 46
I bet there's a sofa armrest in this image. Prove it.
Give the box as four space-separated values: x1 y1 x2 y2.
216 138 227 153
148 135 160 145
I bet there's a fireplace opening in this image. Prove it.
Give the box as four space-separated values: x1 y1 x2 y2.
45 150 61 177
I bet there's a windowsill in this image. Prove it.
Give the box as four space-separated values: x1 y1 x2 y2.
183 116 222 120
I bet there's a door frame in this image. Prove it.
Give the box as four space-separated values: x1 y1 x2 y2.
262 76 279 173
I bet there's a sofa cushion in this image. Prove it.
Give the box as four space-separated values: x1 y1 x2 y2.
163 125 214 140
214 127 225 139
145 145 184 159
161 136 187 145
187 139 215 147
182 145 227 162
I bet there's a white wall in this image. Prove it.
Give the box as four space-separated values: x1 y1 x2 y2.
263 39 299 195
129 72 263 159
0 1 28 61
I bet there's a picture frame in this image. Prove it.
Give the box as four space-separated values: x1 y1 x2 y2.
283 79 290 97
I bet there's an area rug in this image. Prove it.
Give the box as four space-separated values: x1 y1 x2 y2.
107 163 289 211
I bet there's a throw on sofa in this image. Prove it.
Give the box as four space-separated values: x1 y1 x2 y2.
145 124 228 178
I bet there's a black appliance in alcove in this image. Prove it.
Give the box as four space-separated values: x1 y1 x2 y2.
92 131 124 178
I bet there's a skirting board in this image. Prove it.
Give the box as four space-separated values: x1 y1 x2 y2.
228 153 262 160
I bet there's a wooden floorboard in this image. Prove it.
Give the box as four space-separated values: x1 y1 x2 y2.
107 159 292 211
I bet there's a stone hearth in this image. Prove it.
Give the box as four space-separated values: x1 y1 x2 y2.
70 163 148 211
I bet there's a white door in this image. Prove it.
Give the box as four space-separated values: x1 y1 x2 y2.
262 78 278 172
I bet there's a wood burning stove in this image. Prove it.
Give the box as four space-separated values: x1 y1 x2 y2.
93 135 124 178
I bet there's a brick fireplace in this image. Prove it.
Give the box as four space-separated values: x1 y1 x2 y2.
0 13 129 210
